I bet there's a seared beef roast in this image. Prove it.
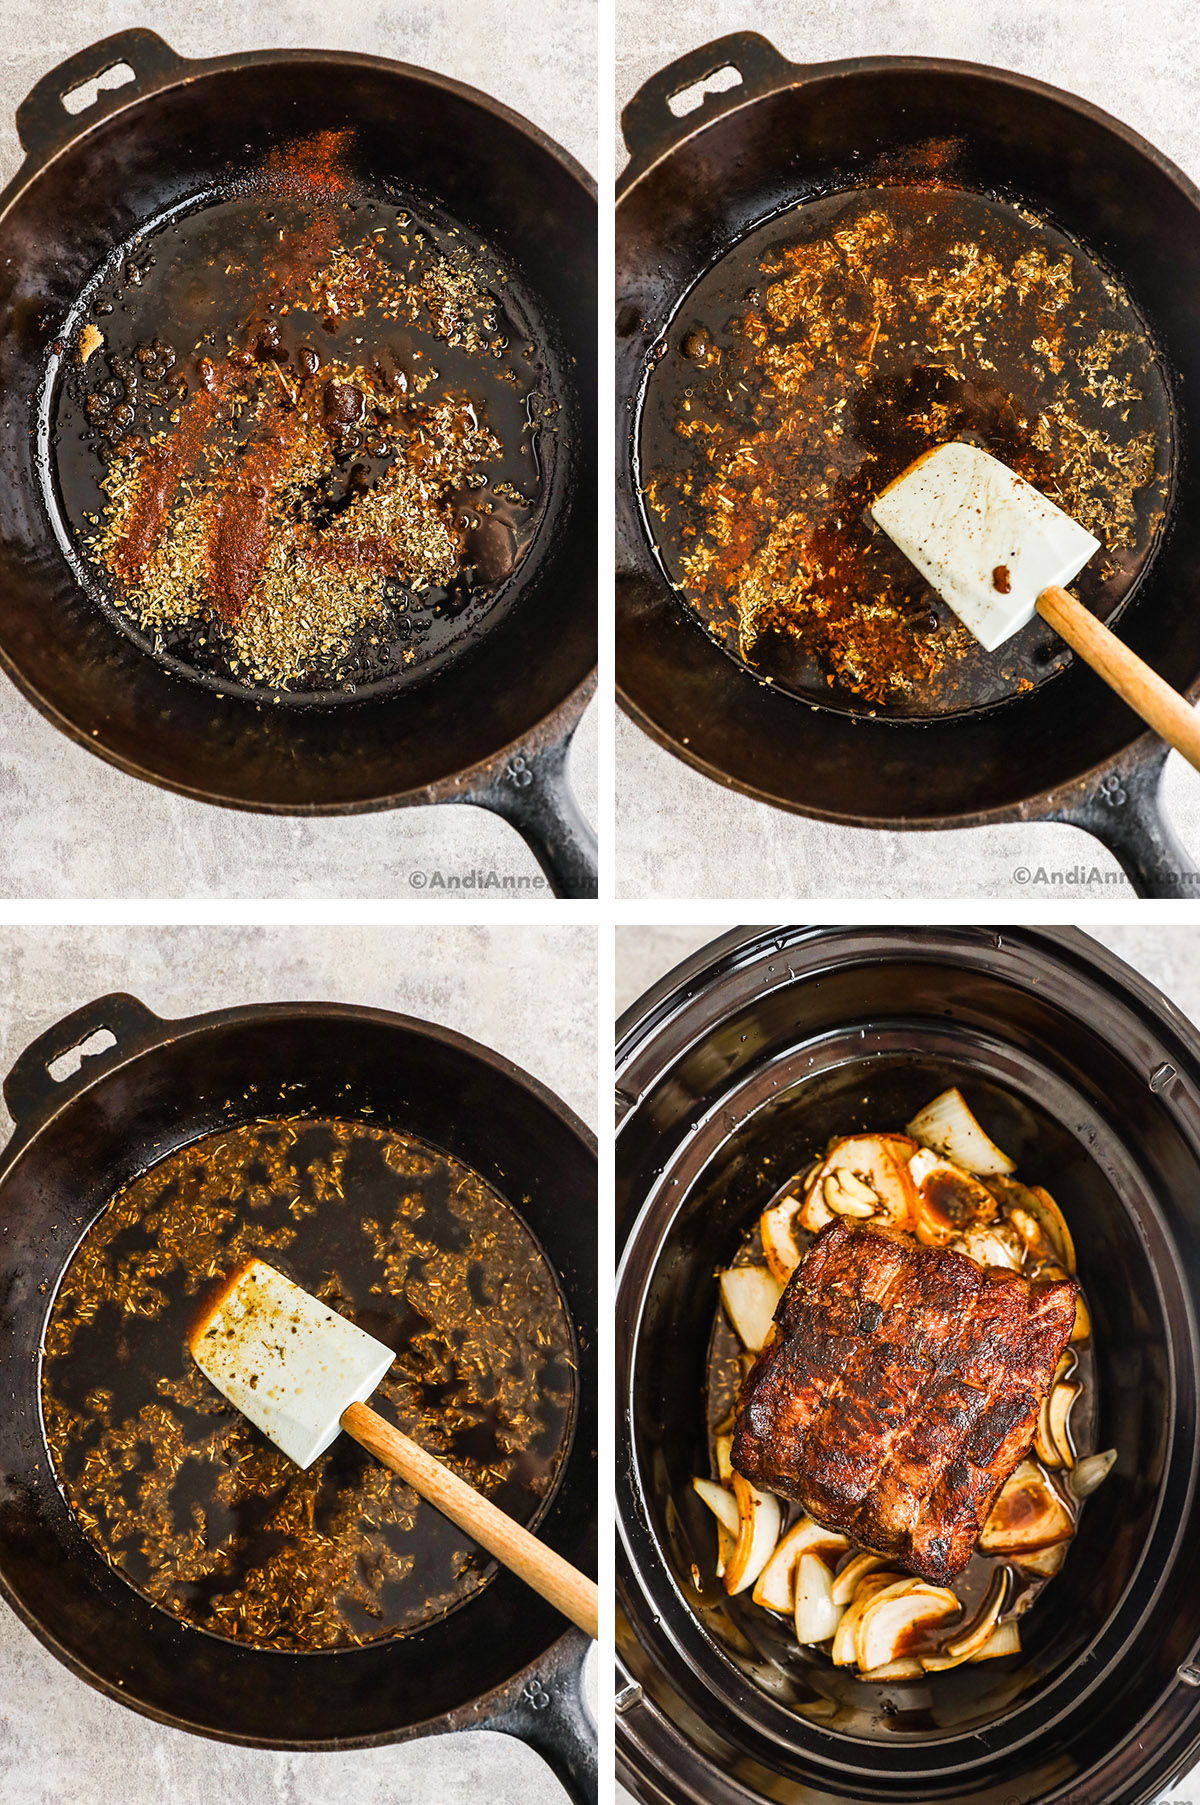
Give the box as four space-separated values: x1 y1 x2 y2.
731 1220 1078 1583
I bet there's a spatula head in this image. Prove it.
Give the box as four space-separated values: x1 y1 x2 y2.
870 442 1101 651
189 1258 395 1468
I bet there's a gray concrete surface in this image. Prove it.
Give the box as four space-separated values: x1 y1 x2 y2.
0 0 595 899
616 0 1200 899
0 923 595 1803
615 919 1200 1803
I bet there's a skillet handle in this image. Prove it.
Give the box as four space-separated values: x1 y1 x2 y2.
621 32 795 172
469 1627 596 1805
16 29 184 164
460 717 598 900
1051 747 1198 898
3 993 165 1133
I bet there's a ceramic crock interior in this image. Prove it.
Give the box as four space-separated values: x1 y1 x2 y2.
621 944 1200 1780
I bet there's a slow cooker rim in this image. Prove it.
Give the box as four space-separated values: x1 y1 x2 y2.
616 926 1200 1797
618 1029 1194 1765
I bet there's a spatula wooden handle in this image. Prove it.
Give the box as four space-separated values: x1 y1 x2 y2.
1037 585 1200 773
340 1400 599 1640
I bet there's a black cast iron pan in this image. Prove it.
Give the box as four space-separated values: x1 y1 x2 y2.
616 926 1200 1804
616 35 1200 896
0 994 596 1801
0 31 596 896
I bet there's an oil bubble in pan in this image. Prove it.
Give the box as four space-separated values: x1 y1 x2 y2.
637 182 1175 723
40 148 563 709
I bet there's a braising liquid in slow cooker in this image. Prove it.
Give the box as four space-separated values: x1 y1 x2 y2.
49 132 558 700
41 1117 576 1652
640 184 1172 720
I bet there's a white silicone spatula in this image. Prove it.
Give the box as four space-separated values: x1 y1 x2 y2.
189 1257 599 1640
871 441 1200 772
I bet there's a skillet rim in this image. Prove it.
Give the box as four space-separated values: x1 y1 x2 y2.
615 48 1200 832
0 994 598 1750
0 36 598 817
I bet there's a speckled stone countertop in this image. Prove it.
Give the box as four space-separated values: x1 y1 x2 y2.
615 919 1200 1804
0 0 595 898
616 0 1200 899
0 922 595 1803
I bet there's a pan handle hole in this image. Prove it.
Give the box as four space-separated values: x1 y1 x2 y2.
668 64 743 118
47 1028 116 1082
61 62 135 116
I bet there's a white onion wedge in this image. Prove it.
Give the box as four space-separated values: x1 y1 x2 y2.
1029 1185 1076 1274
943 1569 1009 1660
906 1088 1016 1176
719 1266 784 1352
716 1523 735 1579
760 1192 805 1284
1016 1541 1068 1578
858 1657 924 1681
1071 1447 1117 1499
1035 1393 1061 1468
912 1157 999 1246
1048 1382 1079 1468
831 1572 902 1665
952 1224 1024 1271
752 1516 851 1611
798 1180 835 1234
794 1553 843 1644
714 1433 733 1483
969 1619 1021 1661
831 1551 890 1606
979 1461 1073 1554
908 1147 940 1187
724 1474 782 1595
1007 1205 1060 1267
1071 1294 1092 1342
692 1476 739 1538
856 1580 961 1672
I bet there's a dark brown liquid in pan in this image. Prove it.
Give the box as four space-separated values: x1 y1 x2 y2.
640 185 1173 719
41 1118 576 1652
48 135 557 702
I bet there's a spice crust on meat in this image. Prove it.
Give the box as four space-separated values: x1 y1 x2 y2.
731 1219 1078 1584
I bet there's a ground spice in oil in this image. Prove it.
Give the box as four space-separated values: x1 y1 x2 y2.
58 131 549 694
41 1118 576 1653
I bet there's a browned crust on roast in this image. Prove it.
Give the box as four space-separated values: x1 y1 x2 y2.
731 1220 1078 1583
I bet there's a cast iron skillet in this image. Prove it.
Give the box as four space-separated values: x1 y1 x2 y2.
0 31 597 896
616 926 1200 1805
0 995 596 1802
616 34 1200 897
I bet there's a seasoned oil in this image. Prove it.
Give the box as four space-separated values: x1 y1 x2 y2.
41 1117 576 1652
640 184 1172 718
